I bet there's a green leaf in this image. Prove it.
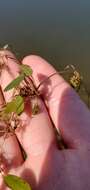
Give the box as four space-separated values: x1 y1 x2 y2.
4 101 17 114
4 96 24 115
21 64 33 76
4 174 32 190
14 95 24 115
4 74 24 91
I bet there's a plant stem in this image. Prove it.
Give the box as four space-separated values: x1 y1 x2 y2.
36 70 70 90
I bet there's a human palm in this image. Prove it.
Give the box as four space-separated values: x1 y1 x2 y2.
0 51 90 190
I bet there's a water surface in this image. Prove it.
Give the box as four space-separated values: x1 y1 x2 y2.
0 0 90 97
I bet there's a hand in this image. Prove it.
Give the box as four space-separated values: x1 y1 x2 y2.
0 51 90 190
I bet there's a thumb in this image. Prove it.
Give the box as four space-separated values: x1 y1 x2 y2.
22 55 90 149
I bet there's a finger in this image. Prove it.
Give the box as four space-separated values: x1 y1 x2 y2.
22 55 90 149
0 50 57 158
0 50 23 169
16 97 56 157
0 134 24 189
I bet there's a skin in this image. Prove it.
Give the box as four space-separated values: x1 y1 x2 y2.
0 51 90 190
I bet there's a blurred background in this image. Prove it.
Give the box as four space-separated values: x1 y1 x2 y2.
0 0 90 104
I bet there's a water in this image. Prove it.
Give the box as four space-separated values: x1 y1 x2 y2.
0 0 90 93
